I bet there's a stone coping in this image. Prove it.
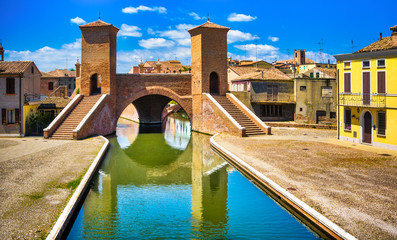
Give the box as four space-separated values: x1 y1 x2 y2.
210 133 356 240
46 136 109 240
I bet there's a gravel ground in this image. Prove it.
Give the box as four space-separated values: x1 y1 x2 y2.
215 128 397 240
0 136 105 239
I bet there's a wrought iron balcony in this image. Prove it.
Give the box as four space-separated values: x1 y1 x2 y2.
251 94 295 103
338 93 386 108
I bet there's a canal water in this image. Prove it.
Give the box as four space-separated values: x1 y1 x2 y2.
67 113 320 239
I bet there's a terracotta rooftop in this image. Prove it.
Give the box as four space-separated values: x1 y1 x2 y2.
42 69 76 78
79 19 114 28
304 67 336 78
232 68 291 81
41 97 71 108
274 58 317 64
229 66 262 76
188 21 230 32
0 61 33 75
356 37 393 53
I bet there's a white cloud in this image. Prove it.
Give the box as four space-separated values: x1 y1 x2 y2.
227 13 257 22
147 28 155 35
152 24 194 46
268 36 279 42
235 44 279 54
118 24 142 37
139 38 175 49
305 51 336 63
189 12 205 20
122 5 167 14
228 30 259 44
5 39 82 72
70 17 86 25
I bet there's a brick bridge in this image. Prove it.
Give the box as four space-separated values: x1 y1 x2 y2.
44 19 270 139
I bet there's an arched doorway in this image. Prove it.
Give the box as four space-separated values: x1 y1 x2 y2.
90 73 101 95
210 72 219 95
363 111 372 144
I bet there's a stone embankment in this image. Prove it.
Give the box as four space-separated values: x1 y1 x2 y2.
213 128 397 240
0 136 105 239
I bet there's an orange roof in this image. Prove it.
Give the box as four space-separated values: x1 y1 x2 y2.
229 66 261 76
0 61 33 75
304 67 336 78
232 68 291 81
274 58 316 64
188 21 230 32
44 69 76 77
80 19 113 27
356 37 393 53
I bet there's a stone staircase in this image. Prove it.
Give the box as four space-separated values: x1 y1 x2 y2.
50 95 101 139
212 95 266 136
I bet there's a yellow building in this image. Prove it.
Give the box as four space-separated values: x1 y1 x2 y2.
335 25 397 150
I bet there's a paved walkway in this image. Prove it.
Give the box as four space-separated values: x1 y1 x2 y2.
0 136 105 239
214 128 397 240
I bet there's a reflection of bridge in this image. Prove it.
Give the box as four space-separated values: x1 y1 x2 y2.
81 133 229 236
44 19 270 139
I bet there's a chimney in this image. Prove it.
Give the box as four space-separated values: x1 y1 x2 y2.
327 59 330 68
156 59 161 73
0 41 4 61
75 58 81 77
138 59 144 73
391 25 397 48
380 32 383 40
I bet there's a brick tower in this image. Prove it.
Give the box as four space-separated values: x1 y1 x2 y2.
188 21 230 131
79 19 119 96
294 49 306 65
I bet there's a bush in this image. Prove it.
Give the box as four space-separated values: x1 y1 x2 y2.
26 112 55 136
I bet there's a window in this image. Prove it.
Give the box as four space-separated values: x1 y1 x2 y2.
362 60 370 68
321 86 333 97
377 112 386 136
299 107 303 111
300 86 306 91
316 72 320 78
2 109 19 125
343 61 351 69
267 84 278 101
377 71 386 94
344 108 351 131
48 82 54 90
344 72 351 93
310 72 313 78
262 105 283 117
31 66 34 74
68 84 71 89
6 78 15 94
330 112 336 118
377 59 386 68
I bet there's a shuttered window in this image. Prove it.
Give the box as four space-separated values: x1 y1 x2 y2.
48 82 54 90
15 109 20 124
377 112 386 136
377 71 386 94
6 78 15 94
1 109 6 125
344 108 351 130
344 73 351 93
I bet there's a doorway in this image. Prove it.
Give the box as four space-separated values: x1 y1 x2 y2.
91 73 101 95
363 111 372 144
210 72 219 94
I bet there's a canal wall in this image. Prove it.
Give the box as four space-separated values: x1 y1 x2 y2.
210 134 356 240
46 136 110 240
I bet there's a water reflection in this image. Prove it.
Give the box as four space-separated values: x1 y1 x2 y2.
67 113 319 239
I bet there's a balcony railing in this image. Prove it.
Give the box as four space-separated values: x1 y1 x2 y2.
251 94 295 103
338 93 386 108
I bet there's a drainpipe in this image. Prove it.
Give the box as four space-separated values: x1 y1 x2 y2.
337 69 339 140
19 75 22 136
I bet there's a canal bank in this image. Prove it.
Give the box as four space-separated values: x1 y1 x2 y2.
212 128 397 240
0 136 106 239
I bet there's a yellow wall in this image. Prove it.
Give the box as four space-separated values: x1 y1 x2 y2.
23 104 39 135
337 55 397 148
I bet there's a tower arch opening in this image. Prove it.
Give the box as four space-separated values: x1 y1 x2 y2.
210 72 219 95
90 73 101 95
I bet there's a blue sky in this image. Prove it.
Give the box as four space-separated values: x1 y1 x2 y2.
1 0 396 72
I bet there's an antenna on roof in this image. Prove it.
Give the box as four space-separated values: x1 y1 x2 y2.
351 40 356 53
207 13 210 22
99 11 101 20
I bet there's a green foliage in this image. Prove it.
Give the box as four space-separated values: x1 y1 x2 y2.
181 66 190 72
70 68 75 71
66 176 82 190
26 191 45 200
26 111 55 136
76 88 80 94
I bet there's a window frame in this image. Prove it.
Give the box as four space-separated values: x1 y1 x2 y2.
344 108 352 131
377 70 386 94
343 72 351 93
343 61 351 69
362 60 371 69
377 111 386 136
6 77 16 94
48 82 54 91
377 59 386 68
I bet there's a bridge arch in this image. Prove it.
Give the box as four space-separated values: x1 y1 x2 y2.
117 86 192 125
